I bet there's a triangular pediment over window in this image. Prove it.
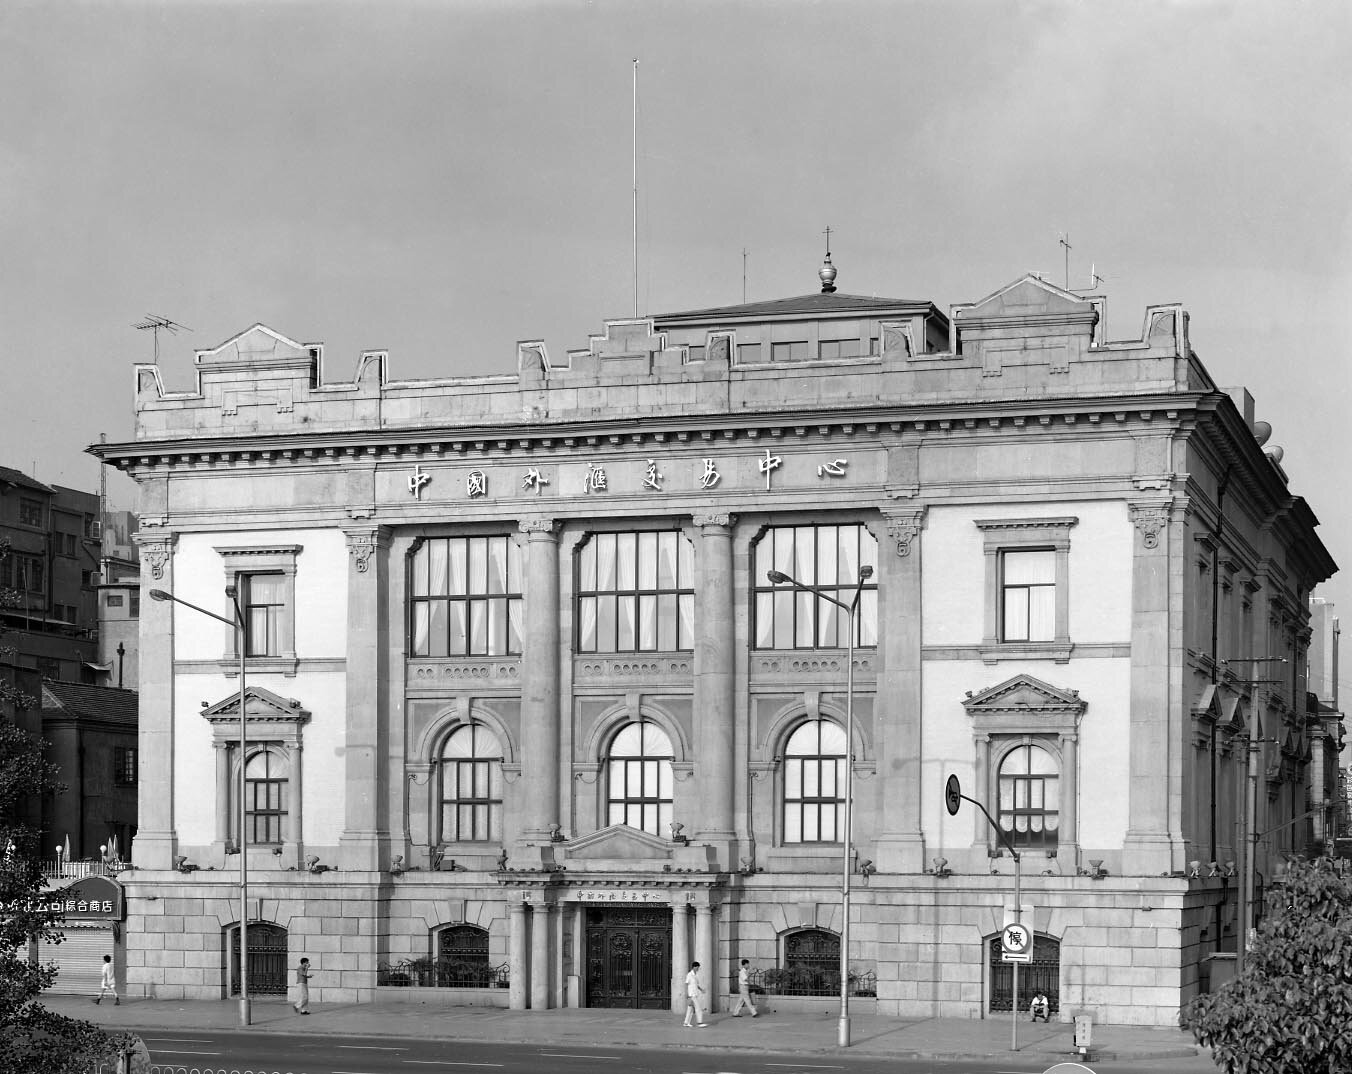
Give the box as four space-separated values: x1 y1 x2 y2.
563 824 674 863
959 276 1095 321
201 686 310 736
962 674 1086 735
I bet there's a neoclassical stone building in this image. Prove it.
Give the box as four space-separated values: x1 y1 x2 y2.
92 263 1337 1025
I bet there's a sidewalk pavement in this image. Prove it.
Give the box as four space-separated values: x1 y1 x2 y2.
46 994 1219 1067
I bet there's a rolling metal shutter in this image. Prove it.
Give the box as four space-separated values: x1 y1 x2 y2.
38 925 110 995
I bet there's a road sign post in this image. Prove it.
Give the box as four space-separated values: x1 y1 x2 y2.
942 773 1026 1051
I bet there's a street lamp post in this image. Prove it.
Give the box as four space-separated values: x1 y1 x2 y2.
148 586 251 1027
767 564 873 1048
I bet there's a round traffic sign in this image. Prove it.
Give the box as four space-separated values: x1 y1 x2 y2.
945 774 962 816
1003 922 1031 953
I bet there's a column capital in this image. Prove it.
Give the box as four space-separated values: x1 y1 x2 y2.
342 525 391 573
519 517 558 537
879 506 928 557
692 512 736 530
1128 499 1172 550
134 530 177 580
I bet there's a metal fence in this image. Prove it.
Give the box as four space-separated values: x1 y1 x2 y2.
375 957 510 989
745 966 877 997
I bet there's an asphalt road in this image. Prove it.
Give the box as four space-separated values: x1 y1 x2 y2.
139 1029 1221 1074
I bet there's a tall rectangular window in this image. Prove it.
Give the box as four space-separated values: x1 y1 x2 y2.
1000 550 1055 642
409 536 523 657
752 524 878 650
576 531 693 653
113 747 138 786
242 574 285 657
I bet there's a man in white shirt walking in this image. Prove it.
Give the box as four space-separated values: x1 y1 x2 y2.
730 958 758 1017
682 960 708 1027
94 954 118 1005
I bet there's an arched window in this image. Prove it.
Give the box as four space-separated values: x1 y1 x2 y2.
606 721 673 836
782 928 840 996
784 720 846 843
435 924 492 987
243 749 288 845
440 723 503 843
997 743 1059 850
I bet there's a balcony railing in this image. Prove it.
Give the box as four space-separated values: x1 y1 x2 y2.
40 859 122 881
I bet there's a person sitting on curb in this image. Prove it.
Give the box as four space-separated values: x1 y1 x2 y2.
1029 990 1050 1022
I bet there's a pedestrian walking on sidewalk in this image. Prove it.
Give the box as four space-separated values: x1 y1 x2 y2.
94 955 118 1005
682 960 708 1027
730 958 758 1017
293 957 312 1014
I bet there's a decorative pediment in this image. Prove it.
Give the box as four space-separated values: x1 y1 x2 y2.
957 276 1097 322
201 686 310 748
195 323 310 368
963 674 1086 735
563 824 674 864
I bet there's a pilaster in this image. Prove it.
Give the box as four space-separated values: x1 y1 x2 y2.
872 506 927 872
339 525 391 870
133 530 178 869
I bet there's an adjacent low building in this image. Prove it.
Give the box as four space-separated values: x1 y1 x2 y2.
92 262 1337 1025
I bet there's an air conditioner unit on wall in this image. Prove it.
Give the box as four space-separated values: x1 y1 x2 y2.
88 521 103 539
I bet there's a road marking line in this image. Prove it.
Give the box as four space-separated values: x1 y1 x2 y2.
538 1054 621 1060
145 1038 215 1044
400 1063 505 1068
764 1067 845 1070
151 1051 220 1056
340 1045 408 1050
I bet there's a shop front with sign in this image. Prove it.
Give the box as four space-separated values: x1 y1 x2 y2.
34 875 126 996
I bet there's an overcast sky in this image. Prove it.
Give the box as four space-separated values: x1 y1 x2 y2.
2 1 1350 622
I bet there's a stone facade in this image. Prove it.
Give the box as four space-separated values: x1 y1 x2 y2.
92 270 1337 1026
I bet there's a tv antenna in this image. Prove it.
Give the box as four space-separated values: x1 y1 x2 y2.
1057 232 1072 290
132 315 192 363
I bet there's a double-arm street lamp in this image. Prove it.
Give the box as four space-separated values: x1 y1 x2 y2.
766 563 873 1048
148 586 252 1027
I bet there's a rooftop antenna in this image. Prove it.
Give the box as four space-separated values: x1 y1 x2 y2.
1058 233 1072 290
742 248 749 303
132 315 192 363
632 58 639 320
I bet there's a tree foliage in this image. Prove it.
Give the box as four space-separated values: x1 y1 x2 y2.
1186 856 1352 1073
0 718 131 1073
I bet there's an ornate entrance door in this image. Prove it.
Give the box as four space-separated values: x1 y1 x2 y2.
584 906 671 1009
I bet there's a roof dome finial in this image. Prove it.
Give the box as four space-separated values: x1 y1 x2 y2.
819 224 837 294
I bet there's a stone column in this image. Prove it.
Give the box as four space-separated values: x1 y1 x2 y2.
1123 499 1180 874
213 743 230 851
974 734 992 851
1059 733 1080 867
519 520 560 848
134 531 177 870
695 903 716 1014
531 902 553 1009
670 902 690 1014
873 508 927 873
509 902 528 1010
339 526 391 871
692 514 736 851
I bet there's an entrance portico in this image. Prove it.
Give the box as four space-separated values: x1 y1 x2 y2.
501 868 725 1012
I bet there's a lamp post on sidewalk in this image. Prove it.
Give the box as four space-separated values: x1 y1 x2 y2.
148 586 251 1027
766 563 873 1048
